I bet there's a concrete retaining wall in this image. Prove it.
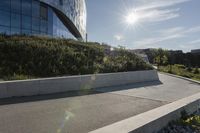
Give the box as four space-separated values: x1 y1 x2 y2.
0 70 158 99
90 92 200 133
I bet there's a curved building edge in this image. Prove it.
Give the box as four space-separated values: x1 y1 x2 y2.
40 0 87 40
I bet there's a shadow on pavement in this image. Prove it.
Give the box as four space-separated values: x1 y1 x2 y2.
0 80 162 106
95 80 163 93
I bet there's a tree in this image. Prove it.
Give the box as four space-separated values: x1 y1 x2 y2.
155 48 165 69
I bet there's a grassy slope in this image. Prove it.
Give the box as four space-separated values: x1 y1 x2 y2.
159 64 200 81
0 35 153 80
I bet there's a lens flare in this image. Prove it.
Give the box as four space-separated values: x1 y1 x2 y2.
125 11 139 25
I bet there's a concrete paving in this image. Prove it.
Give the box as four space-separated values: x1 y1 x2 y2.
0 73 199 133
96 73 200 102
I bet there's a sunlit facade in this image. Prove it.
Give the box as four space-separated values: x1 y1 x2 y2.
0 0 86 40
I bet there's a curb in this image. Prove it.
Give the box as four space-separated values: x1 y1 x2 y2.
89 93 200 133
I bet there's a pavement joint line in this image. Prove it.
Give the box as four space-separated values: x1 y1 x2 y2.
121 95 170 104
96 90 170 104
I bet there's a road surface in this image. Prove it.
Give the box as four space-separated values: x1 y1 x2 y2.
0 73 199 133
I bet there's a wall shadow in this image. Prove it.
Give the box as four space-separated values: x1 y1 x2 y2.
95 80 163 93
0 80 163 106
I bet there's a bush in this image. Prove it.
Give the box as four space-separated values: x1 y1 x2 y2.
158 64 200 81
186 67 193 72
175 64 186 69
100 49 152 73
3 74 33 81
194 67 199 74
0 35 152 80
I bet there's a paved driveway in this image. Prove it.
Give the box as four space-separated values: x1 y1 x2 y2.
0 73 199 133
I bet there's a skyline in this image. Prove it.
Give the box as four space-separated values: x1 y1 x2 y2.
86 0 200 52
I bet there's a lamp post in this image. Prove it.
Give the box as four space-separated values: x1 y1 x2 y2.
86 33 88 43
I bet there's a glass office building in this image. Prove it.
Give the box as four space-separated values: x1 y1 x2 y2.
0 0 86 40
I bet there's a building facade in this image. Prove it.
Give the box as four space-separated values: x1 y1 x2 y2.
191 49 200 55
0 0 86 40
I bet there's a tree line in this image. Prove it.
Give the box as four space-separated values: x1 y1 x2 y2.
144 48 200 68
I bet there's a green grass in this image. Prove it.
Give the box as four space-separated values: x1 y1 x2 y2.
159 64 200 81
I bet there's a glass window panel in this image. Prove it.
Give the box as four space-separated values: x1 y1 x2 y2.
40 32 47 36
32 18 40 31
32 30 40 35
0 11 10 27
11 0 21 13
40 20 48 33
0 26 10 35
48 7 53 35
40 4 48 20
22 0 31 15
11 13 21 28
0 0 10 11
48 7 53 24
22 29 31 35
22 15 31 30
11 27 20 35
32 0 40 18
53 25 57 36
59 0 63 5
48 22 53 36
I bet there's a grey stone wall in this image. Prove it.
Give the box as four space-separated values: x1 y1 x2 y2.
0 70 159 98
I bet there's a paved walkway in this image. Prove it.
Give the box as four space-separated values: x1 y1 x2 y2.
0 73 199 133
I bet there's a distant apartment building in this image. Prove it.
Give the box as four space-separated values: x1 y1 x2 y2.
168 50 183 54
191 49 200 54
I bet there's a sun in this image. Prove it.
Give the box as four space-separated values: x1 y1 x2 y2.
125 11 139 25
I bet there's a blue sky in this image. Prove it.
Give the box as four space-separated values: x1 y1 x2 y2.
86 0 200 52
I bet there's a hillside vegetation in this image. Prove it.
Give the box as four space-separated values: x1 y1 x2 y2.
139 48 200 81
0 35 152 80
159 64 200 81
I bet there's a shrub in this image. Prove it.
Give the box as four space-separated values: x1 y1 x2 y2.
0 35 153 79
194 67 199 74
186 67 193 72
175 64 186 69
3 74 32 81
158 64 200 81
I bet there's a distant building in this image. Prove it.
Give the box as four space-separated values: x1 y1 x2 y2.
191 49 200 54
130 49 147 54
128 49 150 63
168 50 183 54
101 43 112 55
136 54 150 63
